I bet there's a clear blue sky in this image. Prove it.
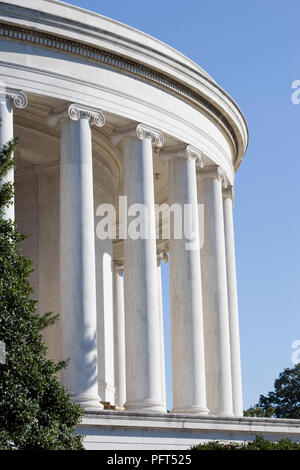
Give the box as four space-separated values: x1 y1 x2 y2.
63 0 300 410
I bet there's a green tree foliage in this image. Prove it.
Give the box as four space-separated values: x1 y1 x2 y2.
191 435 300 450
244 364 300 420
244 406 274 418
0 136 84 450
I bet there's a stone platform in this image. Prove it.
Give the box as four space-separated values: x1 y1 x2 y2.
77 410 300 450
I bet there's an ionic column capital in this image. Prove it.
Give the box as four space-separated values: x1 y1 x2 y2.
0 88 28 109
111 123 164 149
160 143 204 166
223 185 235 204
136 123 164 147
186 145 205 165
197 165 228 187
48 103 105 128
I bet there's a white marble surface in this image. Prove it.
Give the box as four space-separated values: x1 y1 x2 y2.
78 411 300 450
157 258 166 412
0 0 248 181
113 265 126 409
120 128 164 413
95 235 115 404
59 109 101 408
0 0 251 421
167 146 208 414
223 187 243 417
197 166 233 417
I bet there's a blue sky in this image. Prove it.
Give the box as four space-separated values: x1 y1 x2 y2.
63 0 300 410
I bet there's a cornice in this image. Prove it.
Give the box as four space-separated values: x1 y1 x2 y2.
0 20 247 169
0 1 216 83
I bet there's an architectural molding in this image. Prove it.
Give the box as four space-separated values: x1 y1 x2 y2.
0 21 242 160
48 103 105 128
78 411 300 450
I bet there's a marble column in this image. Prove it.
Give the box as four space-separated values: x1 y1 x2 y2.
223 186 243 417
95 237 115 405
197 165 233 417
113 264 126 409
48 104 105 409
112 123 164 413
163 144 208 414
157 252 167 412
0 85 27 220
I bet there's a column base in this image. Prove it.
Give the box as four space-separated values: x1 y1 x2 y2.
124 399 165 414
72 394 104 410
210 411 235 418
233 412 244 418
171 406 209 415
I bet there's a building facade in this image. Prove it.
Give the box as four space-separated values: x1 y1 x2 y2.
1 0 299 449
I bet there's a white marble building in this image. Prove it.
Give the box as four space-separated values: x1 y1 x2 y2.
0 0 299 449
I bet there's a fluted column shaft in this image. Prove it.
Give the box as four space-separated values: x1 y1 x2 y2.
95 235 115 404
117 124 164 412
49 104 105 408
0 86 27 220
113 264 126 409
197 166 233 417
164 145 208 414
223 186 243 417
157 253 167 411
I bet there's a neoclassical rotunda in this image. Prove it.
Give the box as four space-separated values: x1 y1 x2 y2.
2 0 298 450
